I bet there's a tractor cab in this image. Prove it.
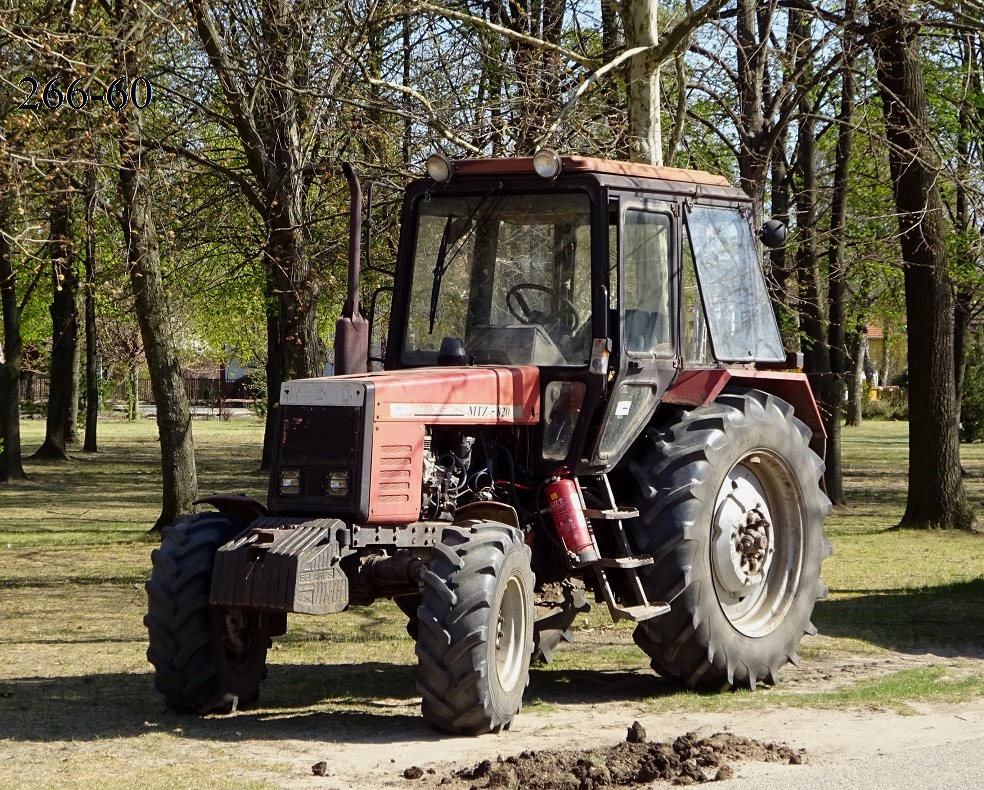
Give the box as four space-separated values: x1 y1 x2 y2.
384 153 786 471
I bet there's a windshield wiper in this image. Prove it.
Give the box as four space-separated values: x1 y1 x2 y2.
429 214 456 332
427 181 502 333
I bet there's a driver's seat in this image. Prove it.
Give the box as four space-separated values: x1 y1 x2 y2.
624 309 659 354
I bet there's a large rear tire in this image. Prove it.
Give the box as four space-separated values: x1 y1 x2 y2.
145 513 271 713
416 520 534 735
628 388 832 690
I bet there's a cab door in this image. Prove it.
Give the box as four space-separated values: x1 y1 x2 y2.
586 198 681 470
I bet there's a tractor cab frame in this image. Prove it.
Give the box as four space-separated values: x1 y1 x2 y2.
384 157 788 474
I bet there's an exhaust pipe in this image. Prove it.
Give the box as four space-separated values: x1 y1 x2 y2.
334 163 370 375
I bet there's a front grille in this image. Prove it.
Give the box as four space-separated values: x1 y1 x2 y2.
280 405 362 466
272 404 369 517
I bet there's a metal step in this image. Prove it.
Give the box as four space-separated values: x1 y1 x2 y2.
606 601 671 622
594 555 654 569
579 472 670 624
583 507 640 521
591 562 670 623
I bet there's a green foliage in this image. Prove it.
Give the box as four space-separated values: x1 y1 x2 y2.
18 399 45 417
960 342 984 442
861 382 909 421
862 398 906 421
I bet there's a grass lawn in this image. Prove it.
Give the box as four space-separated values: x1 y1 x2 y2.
0 416 982 788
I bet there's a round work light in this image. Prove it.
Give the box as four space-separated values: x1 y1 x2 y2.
425 152 454 183
532 148 563 179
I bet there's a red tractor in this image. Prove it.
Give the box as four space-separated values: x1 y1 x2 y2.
145 152 831 735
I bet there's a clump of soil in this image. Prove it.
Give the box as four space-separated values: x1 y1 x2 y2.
420 724 805 789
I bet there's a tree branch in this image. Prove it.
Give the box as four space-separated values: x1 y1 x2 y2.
185 0 272 188
411 1 596 68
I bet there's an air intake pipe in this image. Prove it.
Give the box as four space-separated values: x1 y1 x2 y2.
334 163 370 374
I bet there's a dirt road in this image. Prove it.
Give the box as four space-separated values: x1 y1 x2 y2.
270 694 984 789
3 641 981 789
243 652 984 789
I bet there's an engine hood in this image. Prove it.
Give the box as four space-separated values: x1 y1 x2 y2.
280 366 541 426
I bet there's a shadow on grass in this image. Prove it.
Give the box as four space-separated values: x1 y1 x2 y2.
2 583 979 746
0 574 150 590
0 661 675 744
814 578 984 657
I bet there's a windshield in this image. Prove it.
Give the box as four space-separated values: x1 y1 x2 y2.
686 206 785 362
403 191 593 367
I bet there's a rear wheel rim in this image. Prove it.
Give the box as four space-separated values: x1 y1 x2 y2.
710 451 804 637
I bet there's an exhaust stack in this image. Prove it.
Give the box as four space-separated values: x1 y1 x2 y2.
334 163 370 375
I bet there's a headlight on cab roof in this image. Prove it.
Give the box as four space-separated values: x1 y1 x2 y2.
533 148 563 179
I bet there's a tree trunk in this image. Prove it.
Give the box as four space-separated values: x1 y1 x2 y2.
189 0 322 471
954 287 973 425
0 188 26 482
768 147 793 343
402 16 412 166
821 0 857 505
790 8 846 502
116 4 199 529
734 0 771 225
259 190 321 471
127 359 139 422
953 32 976 429
601 0 627 159
83 173 99 452
866 0 976 531
623 0 662 164
844 324 866 427
665 44 688 166
119 126 198 528
539 0 566 147
33 184 79 461
261 264 282 471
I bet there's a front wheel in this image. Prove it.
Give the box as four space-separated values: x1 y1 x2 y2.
628 388 832 690
145 513 271 713
416 520 534 735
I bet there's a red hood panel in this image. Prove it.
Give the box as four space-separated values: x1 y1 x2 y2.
365 366 540 425
284 366 541 425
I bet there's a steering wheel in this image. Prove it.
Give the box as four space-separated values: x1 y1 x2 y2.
505 283 581 332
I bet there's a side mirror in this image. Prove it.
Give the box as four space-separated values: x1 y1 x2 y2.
758 219 788 249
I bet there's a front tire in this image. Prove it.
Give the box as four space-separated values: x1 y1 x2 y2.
628 388 832 690
416 520 534 735
145 513 271 713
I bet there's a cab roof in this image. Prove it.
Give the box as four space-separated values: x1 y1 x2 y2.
450 155 733 188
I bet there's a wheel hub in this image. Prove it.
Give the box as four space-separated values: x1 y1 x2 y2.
712 467 776 600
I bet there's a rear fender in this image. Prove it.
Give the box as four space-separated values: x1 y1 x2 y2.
663 369 825 458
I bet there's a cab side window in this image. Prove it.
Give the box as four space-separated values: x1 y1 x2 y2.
622 209 672 355
682 220 714 365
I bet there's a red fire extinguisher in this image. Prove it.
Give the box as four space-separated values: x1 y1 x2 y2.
546 476 599 564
